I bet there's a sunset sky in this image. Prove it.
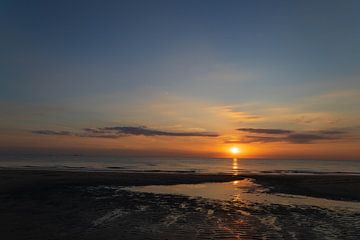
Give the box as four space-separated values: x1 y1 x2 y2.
1 0 360 159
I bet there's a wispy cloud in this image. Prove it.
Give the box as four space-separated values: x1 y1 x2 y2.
210 106 261 122
315 130 347 135
229 127 350 144
31 130 72 136
86 126 219 137
225 136 282 144
226 133 342 144
237 128 293 134
286 133 339 144
32 126 219 138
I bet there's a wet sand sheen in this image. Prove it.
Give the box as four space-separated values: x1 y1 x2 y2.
127 179 360 210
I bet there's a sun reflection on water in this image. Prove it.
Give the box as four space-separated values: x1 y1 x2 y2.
232 158 238 175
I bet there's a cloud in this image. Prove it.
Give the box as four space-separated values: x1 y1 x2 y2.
32 126 219 138
315 130 346 135
210 106 261 122
237 128 293 134
227 134 341 144
81 128 125 138
229 127 349 144
286 133 338 144
94 126 219 137
225 136 282 144
31 130 72 136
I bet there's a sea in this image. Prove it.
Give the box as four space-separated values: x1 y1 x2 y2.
0 154 359 175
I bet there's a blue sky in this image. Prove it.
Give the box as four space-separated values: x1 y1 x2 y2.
1 0 360 158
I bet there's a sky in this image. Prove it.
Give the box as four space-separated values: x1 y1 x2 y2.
1 0 360 159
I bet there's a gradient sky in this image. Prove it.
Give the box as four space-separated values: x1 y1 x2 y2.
1 0 360 159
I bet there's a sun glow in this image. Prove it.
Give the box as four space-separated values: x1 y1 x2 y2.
230 146 241 155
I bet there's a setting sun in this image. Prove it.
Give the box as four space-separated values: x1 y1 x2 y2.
230 147 241 155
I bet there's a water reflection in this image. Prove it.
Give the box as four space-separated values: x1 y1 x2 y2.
232 180 239 185
91 182 360 240
232 158 238 175
126 180 360 210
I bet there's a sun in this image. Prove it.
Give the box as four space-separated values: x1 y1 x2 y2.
229 146 241 155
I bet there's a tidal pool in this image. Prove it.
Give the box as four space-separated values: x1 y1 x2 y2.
126 179 360 211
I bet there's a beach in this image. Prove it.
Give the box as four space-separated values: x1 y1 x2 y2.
1 170 360 200
1 169 359 239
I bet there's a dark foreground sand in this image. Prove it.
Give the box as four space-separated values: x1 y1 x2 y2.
1 170 359 240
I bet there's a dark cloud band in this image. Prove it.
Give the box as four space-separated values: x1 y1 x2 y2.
32 126 219 138
31 130 72 136
97 126 219 137
230 128 348 144
237 128 293 134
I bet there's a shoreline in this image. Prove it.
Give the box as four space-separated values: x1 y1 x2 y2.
1 164 359 175
1 169 360 201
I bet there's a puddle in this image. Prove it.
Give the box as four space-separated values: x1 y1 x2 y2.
126 179 360 211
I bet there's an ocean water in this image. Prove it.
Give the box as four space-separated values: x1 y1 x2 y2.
0 154 359 174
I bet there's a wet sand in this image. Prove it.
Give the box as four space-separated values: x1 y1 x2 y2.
245 174 360 202
0 170 244 194
1 169 360 201
1 169 360 240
